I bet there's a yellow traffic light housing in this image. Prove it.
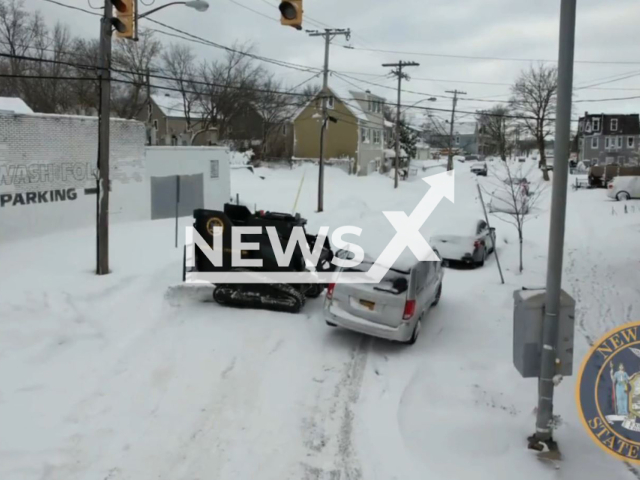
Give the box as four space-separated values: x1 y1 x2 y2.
113 0 137 40
279 0 302 30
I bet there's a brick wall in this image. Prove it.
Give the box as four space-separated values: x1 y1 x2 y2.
0 112 149 242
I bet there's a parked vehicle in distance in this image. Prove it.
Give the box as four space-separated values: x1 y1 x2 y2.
607 176 640 201
470 162 488 176
488 188 530 214
324 255 444 345
430 218 495 267
589 164 640 188
465 154 480 162
518 157 526 163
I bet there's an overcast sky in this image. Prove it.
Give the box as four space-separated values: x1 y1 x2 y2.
31 0 640 124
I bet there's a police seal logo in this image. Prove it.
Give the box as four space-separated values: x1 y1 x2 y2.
577 322 640 463
206 217 224 237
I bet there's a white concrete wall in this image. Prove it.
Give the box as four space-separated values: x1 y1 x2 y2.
145 146 231 210
0 114 231 243
0 112 148 243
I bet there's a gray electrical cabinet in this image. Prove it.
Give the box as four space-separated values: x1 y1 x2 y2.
513 288 576 378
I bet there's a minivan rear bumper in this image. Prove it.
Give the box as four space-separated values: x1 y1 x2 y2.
324 301 414 342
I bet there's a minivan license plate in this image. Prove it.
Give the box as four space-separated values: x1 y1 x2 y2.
359 299 375 311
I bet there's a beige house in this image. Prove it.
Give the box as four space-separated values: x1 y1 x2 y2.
293 87 386 175
140 94 218 146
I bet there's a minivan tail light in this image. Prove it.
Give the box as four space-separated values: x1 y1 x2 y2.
608 183 614 189
326 283 336 300
403 299 416 321
474 240 481 249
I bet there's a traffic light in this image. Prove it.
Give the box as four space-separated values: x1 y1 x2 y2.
279 0 303 30
112 0 137 40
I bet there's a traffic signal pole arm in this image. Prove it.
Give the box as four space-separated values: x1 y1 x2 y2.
138 0 209 19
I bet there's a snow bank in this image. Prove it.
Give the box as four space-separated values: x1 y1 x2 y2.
229 150 253 166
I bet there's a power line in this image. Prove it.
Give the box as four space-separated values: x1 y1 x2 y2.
225 0 279 23
340 44 640 66
41 0 101 16
143 18 322 73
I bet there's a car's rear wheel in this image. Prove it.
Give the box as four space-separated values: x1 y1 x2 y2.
404 320 421 346
475 249 486 268
431 283 442 306
617 191 631 201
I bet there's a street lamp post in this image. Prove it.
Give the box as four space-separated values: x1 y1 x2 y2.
96 0 209 275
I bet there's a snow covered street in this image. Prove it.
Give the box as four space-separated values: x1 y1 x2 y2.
1 162 640 479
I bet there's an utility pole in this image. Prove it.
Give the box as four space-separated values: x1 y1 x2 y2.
382 60 419 189
146 68 152 146
445 89 466 171
97 1 113 275
308 28 350 212
529 0 577 453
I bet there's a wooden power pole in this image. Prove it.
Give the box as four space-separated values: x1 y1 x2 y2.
382 60 419 189
308 28 351 212
445 89 466 171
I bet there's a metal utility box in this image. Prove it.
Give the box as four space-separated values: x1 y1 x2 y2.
513 288 575 378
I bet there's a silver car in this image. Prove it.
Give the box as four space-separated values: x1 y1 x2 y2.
323 257 444 345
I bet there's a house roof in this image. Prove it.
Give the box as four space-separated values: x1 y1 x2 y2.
293 85 386 126
0 97 33 114
151 94 206 119
454 122 477 136
579 113 640 136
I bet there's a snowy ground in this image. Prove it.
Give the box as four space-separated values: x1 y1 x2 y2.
1 162 640 480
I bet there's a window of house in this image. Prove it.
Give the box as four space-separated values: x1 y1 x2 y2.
282 124 288 136
618 156 626 164
153 119 158 130
591 159 598 166
327 96 335 109
605 137 611 149
361 127 370 143
611 119 619 131
617 136 623 148
592 117 601 132
628 137 635 148
455 136 460 145
591 137 598 149
606 156 615 165
373 129 382 145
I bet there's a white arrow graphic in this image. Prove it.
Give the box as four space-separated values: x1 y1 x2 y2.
360 169 455 283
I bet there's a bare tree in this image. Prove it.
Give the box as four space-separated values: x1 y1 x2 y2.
482 161 546 272
21 22 76 113
299 83 321 103
68 37 100 115
253 74 297 159
111 29 161 119
161 43 198 137
0 0 46 96
197 44 262 145
477 105 512 161
510 64 557 181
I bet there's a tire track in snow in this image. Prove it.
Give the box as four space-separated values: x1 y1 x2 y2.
299 335 371 480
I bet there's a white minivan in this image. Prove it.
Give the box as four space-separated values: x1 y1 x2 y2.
607 176 640 201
